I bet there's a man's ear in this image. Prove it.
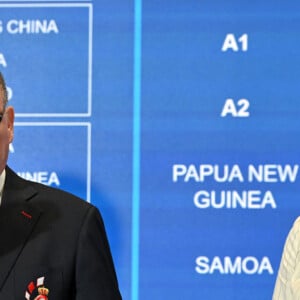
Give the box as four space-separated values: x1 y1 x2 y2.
5 106 14 143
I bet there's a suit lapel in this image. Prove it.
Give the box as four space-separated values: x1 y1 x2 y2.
0 167 41 291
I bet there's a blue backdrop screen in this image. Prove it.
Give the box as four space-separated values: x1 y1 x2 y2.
1 1 298 299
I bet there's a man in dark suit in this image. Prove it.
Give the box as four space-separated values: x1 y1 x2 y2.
0 73 122 299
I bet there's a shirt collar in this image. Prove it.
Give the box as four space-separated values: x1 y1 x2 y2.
0 168 6 205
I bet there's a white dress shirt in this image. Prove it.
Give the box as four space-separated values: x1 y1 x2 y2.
273 217 300 299
0 168 5 205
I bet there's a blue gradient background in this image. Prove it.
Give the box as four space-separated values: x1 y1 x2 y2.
1 1 300 299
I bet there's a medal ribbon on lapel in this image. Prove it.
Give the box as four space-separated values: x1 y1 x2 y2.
25 276 49 300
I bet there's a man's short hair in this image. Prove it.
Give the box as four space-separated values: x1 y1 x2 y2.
0 72 8 107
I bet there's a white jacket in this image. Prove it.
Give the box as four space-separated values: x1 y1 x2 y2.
273 217 300 299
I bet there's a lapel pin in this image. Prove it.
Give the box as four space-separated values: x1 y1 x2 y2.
21 210 32 219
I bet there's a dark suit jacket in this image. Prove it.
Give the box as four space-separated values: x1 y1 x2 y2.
0 166 122 299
